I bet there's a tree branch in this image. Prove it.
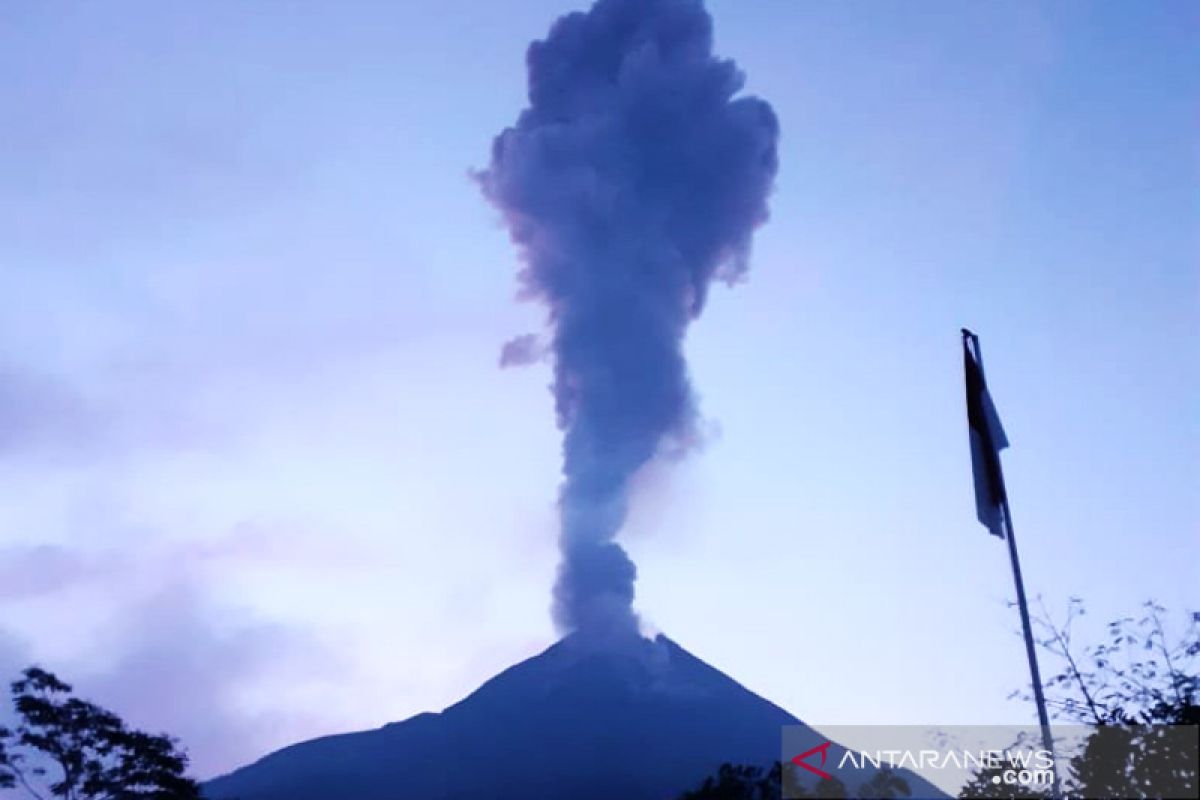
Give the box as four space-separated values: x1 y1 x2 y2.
7 760 48 800
1037 597 1105 724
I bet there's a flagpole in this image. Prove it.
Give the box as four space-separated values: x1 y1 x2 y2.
966 331 1062 799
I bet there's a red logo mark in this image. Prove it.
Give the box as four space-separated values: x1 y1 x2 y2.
791 740 833 780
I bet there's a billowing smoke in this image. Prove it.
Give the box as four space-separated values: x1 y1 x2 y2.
479 0 778 637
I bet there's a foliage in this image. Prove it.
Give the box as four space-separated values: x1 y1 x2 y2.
853 767 912 799
1030 599 1198 726
955 758 1052 800
678 762 779 799
959 600 1198 799
0 666 200 800
678 761 905 799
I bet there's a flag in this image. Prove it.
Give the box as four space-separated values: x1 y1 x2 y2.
963 333 1009 537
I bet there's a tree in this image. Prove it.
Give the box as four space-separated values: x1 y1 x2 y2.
1029 599 1198 727
955 769 1046 800
853 768 911 799
678 761 904 799
959 600 1198 799
1035 600 1197 800
678 762 778 799
0 666 201 800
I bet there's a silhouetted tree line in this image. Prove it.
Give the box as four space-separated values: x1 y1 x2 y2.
0 666 200 799
677 761 911 799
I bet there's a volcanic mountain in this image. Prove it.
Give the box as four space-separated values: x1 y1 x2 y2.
205 633 943 799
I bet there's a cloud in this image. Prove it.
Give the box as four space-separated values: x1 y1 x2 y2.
0 359 233 464
0 627 30 689
78 579 342 778
0 544 123 601
0 532 350 780
0 365 99 456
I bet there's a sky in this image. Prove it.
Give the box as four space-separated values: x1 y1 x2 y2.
0 0 1196 781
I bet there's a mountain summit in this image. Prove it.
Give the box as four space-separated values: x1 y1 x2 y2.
205 633 936 799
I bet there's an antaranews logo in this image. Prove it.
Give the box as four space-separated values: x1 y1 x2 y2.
782 724 1200 800
790 740 832 780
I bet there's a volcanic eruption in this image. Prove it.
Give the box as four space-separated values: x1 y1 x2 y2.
205 6 860 799
478 0 780 638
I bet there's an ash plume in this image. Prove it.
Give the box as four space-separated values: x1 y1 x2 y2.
499 333 545 368
479 0 778 637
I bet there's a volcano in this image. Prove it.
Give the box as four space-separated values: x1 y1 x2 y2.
204 634 943 800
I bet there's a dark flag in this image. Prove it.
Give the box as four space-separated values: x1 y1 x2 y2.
963 332 1009 537
960 330 1063 797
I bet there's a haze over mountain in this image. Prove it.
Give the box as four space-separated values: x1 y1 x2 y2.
205 633 943 800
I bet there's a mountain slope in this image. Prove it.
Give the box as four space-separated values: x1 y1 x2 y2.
205 633 939 800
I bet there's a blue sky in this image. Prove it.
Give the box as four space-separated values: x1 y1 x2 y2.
0 0 1196 779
